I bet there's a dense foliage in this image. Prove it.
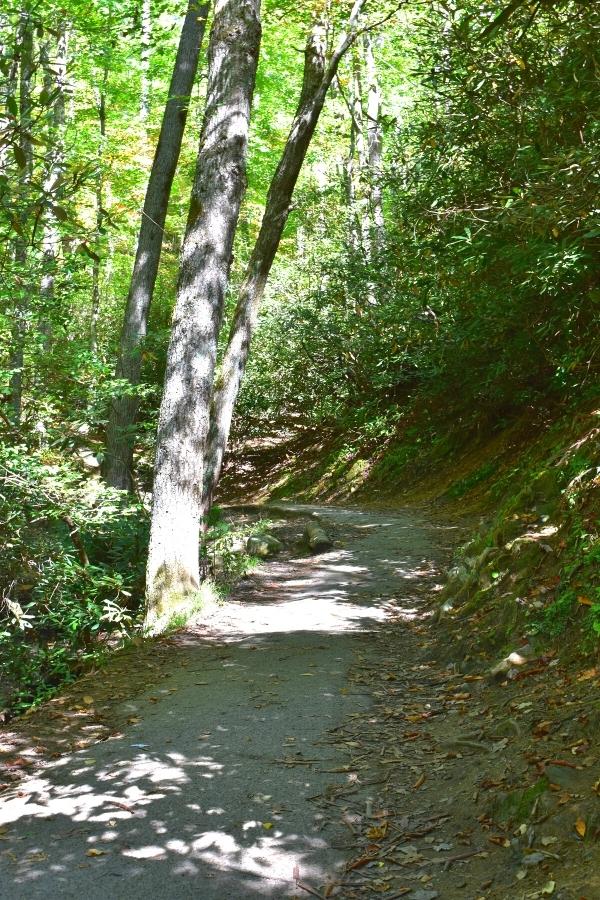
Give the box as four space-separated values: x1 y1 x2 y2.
239 0 600 436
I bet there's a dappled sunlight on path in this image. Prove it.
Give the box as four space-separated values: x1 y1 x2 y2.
0 506 446 898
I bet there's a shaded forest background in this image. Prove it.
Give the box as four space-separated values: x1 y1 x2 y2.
1 0 599 715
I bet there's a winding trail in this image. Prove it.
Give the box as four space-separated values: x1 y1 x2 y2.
0 506 449 899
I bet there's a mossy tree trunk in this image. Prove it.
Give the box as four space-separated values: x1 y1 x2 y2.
145 0 262 625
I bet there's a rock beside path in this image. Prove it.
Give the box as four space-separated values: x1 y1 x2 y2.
303 522 333 553
246 532 283 557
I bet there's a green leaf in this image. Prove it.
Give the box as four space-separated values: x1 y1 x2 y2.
51 205 70 222
75 242 100 262
13 145 27 169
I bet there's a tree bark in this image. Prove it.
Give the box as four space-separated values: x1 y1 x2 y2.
363 32 384 251
89 68 106 355
10 8 34 425
102 1 209 490
201 0 366 513
145 0 262 625
347 45 368 253
0 15 21 177
140 0 152 122
39 26 68 348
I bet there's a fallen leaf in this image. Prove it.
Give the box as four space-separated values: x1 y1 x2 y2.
577 667 597 682
6 757 34 768
575 817 586 838
82 695 94 705
541 881 556 895
488 835 510 848
86 848 108 857
366 823 388 840
263 822 273 830
413 773 426 790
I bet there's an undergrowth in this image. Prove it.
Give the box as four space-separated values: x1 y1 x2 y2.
0 450 263 719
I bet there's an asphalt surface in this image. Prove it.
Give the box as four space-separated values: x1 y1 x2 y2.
0 505 445 899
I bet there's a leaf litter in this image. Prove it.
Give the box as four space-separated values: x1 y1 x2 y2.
299 597 600 898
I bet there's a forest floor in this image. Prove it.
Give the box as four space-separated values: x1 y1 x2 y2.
0 505 598 899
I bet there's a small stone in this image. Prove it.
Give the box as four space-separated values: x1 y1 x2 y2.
522 851 545 866
545 764 589 792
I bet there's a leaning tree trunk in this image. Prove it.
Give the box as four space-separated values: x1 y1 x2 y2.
201 0 366 514
102 1 209 490
145 0 262 626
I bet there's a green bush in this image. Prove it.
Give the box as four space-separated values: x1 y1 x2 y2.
0 444 147 716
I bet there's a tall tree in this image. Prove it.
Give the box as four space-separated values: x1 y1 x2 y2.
102 0 209 490
9 7 34 424
363 31 384 251
201 0 366 513
145 0 262 624
89 61 107 354
343 31 384 263
39 25 69 348
140 0 152 123
342 43 366 252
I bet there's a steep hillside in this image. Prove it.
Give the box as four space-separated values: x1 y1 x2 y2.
219 399 600 661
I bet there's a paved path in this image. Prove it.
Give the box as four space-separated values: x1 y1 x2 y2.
0 506 447 899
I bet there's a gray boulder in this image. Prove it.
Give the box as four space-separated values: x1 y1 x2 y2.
303 523 333 553
246 534 283 558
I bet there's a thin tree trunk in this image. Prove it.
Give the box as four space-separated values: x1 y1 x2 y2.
10 8 34 425
363 32 384 251
145 0 262 625
0 15 21 176
102 1 209 490
39 26 68 348
140 0 152 122
351 46 371 256
344 46 366 254
90 67 107 353
201 0 366 513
